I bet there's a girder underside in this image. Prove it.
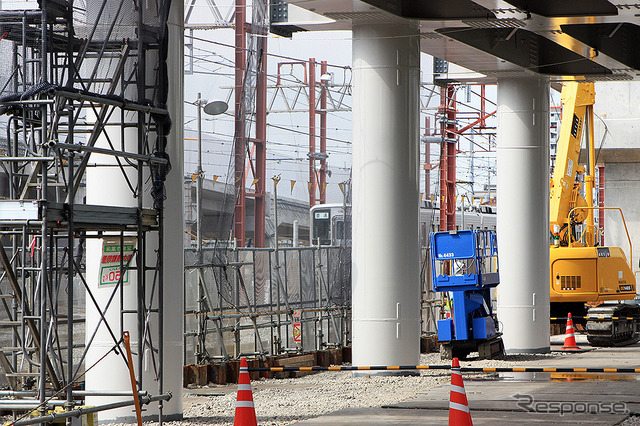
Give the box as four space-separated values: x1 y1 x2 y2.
279 0 640 82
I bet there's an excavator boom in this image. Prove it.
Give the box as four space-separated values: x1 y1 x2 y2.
549 82 638 346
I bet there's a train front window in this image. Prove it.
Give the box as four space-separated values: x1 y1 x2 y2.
313 209 331 244
334 219 344 241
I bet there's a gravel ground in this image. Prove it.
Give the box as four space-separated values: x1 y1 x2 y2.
103 352 571 426
5 350 632 425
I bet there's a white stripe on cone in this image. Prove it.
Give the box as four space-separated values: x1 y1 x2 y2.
450 385 466 394
449 401 470 413
237 384 252 391
236 401 255 408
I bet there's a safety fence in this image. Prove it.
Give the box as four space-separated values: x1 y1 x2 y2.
183 245 443 365
184 245 352 364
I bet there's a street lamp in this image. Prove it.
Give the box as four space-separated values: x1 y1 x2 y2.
196 93 228 252
195 94 228 364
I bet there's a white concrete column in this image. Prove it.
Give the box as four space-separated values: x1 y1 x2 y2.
351 21 421 369
84 0 184 421
496 78 550 354
161 0 185 418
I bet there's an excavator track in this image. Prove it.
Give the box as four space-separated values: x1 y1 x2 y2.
586 304 640 347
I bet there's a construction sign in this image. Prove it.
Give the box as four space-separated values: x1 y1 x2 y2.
292 311 302 343
99 238 136 286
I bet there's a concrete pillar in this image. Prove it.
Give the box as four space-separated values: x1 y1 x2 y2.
496 78 550 354
84 0 184 421
161 0 185 418
351 21 421 370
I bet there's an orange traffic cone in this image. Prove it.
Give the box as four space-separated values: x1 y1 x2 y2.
234 358 257 426
449 357 472 426
560 312 581 350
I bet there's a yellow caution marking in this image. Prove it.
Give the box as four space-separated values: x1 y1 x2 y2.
357 366 370 370
483 368 496 372
328 366 341 371
299 367 312 371
543 368 557 372
513 368 526 372
416 365 429 370
388 366 400 370
272 367 284 372
603 369 617 373
574 368 587 372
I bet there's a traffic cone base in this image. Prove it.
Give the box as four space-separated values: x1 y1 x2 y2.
449 357 473 426
234 358 257 426
560 312 581 351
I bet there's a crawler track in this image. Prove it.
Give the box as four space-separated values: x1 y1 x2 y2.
586 304 640 347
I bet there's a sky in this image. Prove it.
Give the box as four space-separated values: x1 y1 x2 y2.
0 0 500 206
182 0 500 205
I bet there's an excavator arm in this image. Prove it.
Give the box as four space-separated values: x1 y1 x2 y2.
549 82 596 246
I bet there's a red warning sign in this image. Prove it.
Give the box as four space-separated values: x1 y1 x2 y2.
292 311 302 343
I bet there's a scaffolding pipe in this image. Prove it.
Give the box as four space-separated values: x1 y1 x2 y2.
0 390 148 397
55 143 169 164
12 393 172 426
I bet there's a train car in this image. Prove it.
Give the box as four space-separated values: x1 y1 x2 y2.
310 203 350 246
310 202 496 247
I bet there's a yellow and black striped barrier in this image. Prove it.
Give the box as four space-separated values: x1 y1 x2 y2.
550 316 639 321
248 365 640 374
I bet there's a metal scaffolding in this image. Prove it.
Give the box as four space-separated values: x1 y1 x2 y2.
0 0 172 420
184 244 353 364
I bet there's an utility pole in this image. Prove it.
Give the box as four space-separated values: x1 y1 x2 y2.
439 84 457 231
234 0 247 246
196 93 203 254
308 58 317 207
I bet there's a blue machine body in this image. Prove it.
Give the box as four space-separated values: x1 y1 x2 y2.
430 229 500 343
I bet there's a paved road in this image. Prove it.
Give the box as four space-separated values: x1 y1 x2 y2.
297 341 640 425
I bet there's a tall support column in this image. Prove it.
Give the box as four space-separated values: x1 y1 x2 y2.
308 58 317 207
161 0 185 417
254 34 267 247
496 78 550 354
319 60 328 204
352 21 421 370
234 0 247 246
439 85 457 231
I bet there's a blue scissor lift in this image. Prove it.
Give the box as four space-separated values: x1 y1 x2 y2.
430 229 504 359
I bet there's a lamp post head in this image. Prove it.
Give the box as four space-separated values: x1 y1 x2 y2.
203 100 229 116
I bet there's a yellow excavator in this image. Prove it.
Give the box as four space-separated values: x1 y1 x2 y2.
550 81 639 346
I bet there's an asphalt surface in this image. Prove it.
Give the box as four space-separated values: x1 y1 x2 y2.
296 336 640 425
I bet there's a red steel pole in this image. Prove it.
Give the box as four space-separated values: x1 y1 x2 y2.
254 29 267 247
233 0 247 246
319 60 328 204
308 58 317 207
439 84 457 231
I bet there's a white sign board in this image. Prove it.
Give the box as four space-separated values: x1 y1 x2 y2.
99 238 135 286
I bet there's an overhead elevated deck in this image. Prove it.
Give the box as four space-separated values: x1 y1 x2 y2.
274 0 640 83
